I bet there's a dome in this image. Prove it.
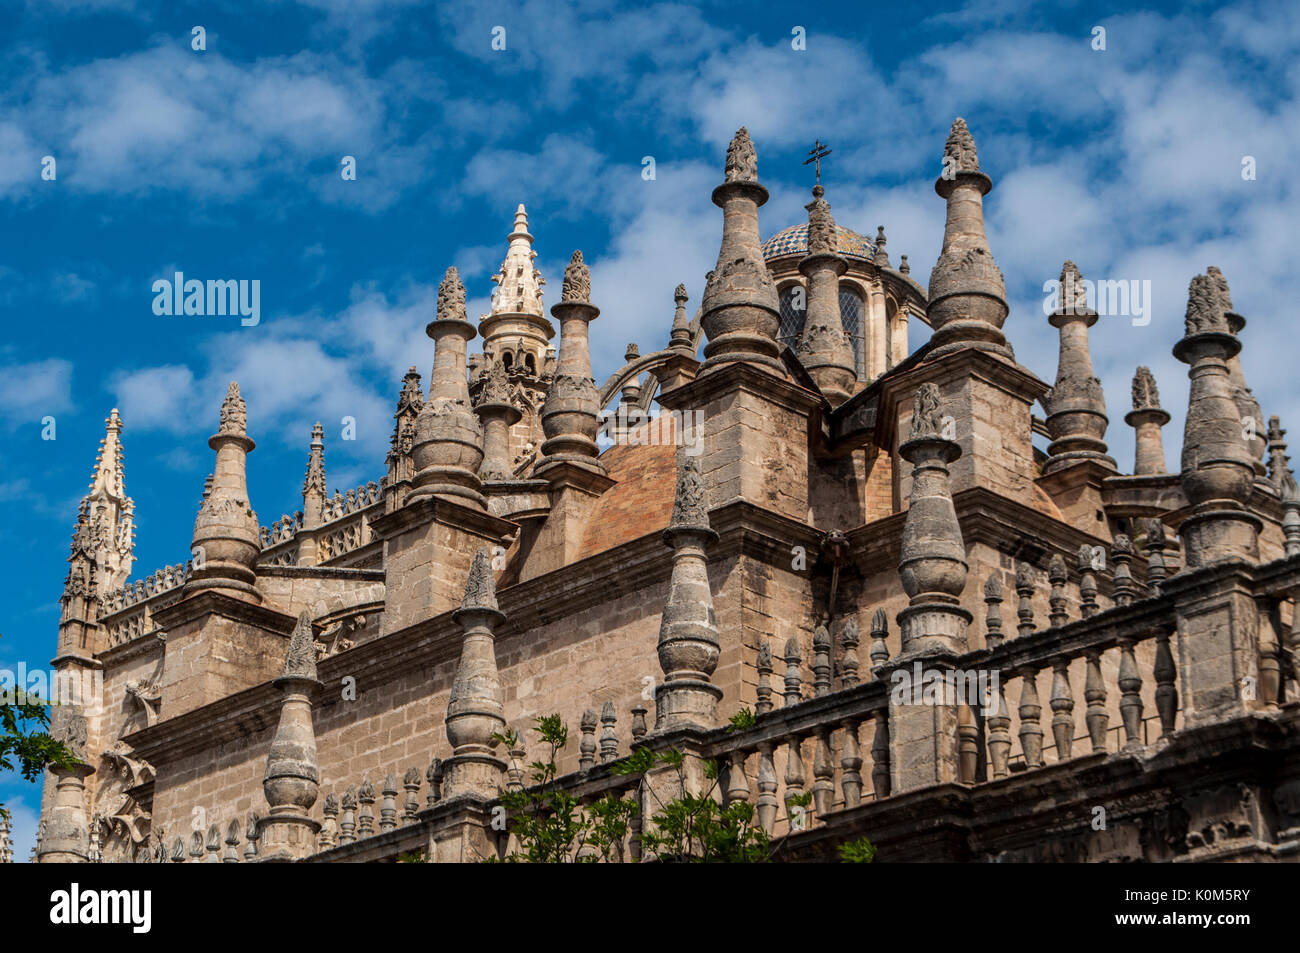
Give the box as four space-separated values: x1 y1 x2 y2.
761 223 876 262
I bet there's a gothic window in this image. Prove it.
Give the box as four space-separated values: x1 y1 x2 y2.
525 352 536 374
839 285 865 378
502 351 513 370
778 284 806 350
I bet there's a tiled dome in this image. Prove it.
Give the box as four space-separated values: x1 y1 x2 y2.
761 223 876 262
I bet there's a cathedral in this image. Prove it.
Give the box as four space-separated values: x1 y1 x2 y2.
34 119 1300 863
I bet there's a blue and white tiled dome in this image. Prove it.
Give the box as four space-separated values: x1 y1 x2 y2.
761 223 876 262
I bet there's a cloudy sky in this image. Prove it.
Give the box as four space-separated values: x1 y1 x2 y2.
1 0 1296 859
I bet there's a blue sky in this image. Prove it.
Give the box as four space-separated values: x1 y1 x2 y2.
1 0 1297 859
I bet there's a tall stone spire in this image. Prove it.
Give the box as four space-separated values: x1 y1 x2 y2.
187 383 261 602
408 267 486 509
1126 366 1170 475
74 408 135 593
443 549 507 798
1210 267 1266 477
699 127 783 376
302 422 327 528
534 251 606 481
795 184 857 405
897 383 970 655
0 812 12 864
489 204 546 318
1173 272 1260 567
654 448 722 730
259 612 321 860
1042 261 1115 473
927 118 1011 359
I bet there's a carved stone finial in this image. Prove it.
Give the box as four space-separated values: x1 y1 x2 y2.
1207 265 1234 314
805 187 835 256
459 548 498 613
281 612 319 683
1183 272 1229 336
218 382 247 435
436 266 468 324
1132 366 1161 411
724 126 758 183
668 447 710 532
1059 260 1087 313
909 383 946 440
944 117 980 174
476 356 511 407
561 250 591 303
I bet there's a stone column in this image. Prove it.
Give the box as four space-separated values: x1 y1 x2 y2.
443 549 507 799
1211 267 1266 478
699 127 784 376
259 612 321 861
187 383 261 603
1126 366 1170 475
473 358 522 481
795 184 856 406
1042 261 1115 474
882 384 971 795
926 118 1011 360
408 266 485 509
1173 271 1260 567
896 384 971 657
37 706 93 863
654 450 723 730
534 251 606 482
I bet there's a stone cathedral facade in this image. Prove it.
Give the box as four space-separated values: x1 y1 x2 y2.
36 120 1300 864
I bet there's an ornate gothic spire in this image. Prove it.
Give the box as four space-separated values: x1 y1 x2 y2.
260 612 321 860
700 127 783 375
1173 272 1260 567
655 448 722 729
473 356 521 482
1042 261 1114 474
302 423 327 527
897 383 970 656
408 266 486 509
489 204 546 318
927 118 1011 359
796 184 857 405
1126 366 1170 475
384 366 424 503
444 549 507 798
187 383 261 602
535 250 606 482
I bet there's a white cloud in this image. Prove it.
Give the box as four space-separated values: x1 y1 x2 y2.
0 358 74 430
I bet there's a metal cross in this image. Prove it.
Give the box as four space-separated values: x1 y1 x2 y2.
804 139 832 184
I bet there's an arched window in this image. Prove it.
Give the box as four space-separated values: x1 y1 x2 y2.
839 285 865 379
502 351 513 370
778 284 806 350
525 352 536 374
